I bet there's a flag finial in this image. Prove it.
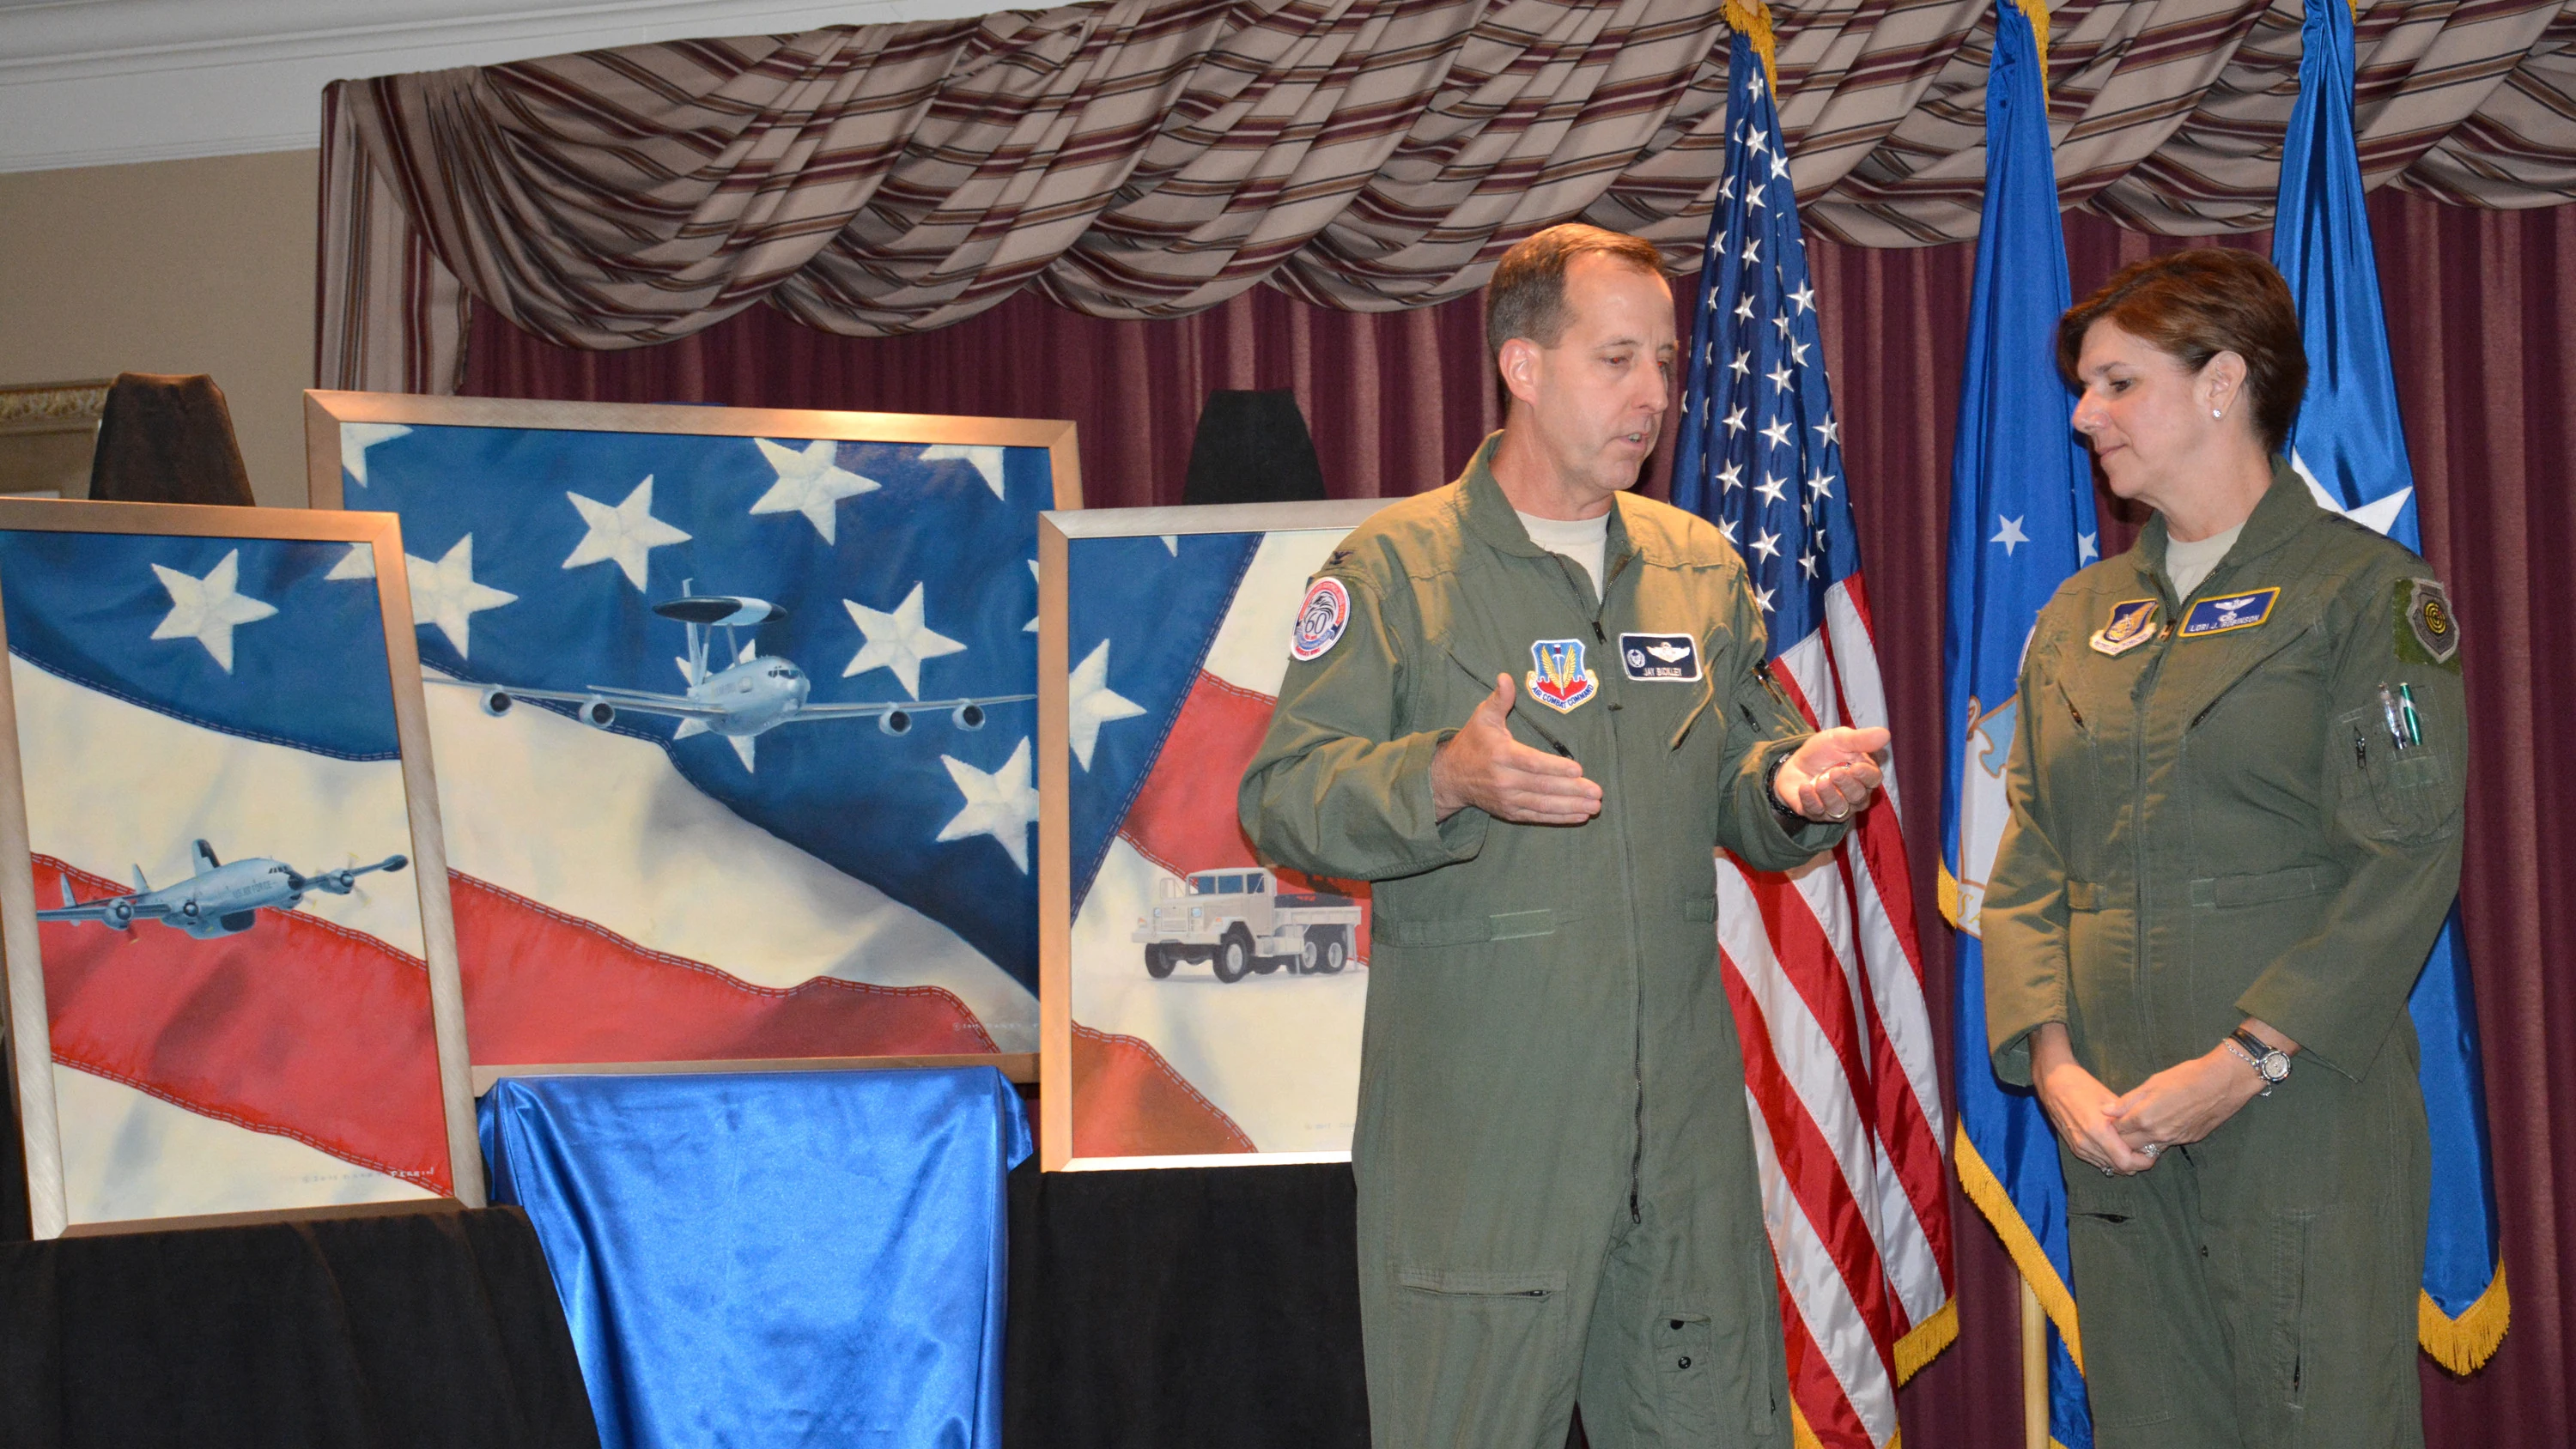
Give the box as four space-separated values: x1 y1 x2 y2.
1723 0 1779 96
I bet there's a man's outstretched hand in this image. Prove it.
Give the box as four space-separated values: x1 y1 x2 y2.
1430 674 1603 825
1772 727 1889 822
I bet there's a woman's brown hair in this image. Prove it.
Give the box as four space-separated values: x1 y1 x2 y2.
2057 249 2308 455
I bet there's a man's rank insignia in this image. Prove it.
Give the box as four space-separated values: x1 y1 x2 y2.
2089 599 2160 657
1527 638 1599 712
2179 587 2281 638
2397 578 2461 669
1619 632 1701 682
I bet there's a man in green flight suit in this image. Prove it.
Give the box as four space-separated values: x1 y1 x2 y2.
1238 224 1892 1449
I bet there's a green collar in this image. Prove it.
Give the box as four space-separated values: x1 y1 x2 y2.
2131 456 2320 602
1459 430 1640 571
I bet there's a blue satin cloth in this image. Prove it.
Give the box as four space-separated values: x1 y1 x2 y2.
481 1068 1031 1449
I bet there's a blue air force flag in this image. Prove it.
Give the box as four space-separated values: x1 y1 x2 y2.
2272 0 2507 1371
1940 4 2097 1445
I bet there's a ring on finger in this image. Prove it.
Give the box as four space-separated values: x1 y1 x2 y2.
2141 1142 2162 1160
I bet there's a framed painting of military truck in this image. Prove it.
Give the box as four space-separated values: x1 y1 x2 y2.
1037 499 1395 1170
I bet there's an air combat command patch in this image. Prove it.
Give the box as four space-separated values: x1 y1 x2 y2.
2396 577 2461 669
1528 638 1598 712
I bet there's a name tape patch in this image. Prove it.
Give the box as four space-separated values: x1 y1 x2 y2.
2179 587 2280 639
1619 632 1702 682
2090 599 2160 657
1289 577 1350 661
1527 638 1599 712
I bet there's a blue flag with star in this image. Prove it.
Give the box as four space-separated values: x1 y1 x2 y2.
1941 4 2095 1445
2272 0 2507 1371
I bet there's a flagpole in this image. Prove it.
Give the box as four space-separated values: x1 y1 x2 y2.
2021 1279 2046 1449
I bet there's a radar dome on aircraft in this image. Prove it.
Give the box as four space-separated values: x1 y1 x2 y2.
653 595 786 628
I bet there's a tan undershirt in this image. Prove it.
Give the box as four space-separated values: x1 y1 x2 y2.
1516 509 1611 598
2165 520 2245 600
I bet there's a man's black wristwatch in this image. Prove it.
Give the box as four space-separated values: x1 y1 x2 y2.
2224 1028 2290 1095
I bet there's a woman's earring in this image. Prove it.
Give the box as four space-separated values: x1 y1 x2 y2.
2211 407 2223 419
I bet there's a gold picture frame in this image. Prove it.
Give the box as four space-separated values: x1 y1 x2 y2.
0 498 482 1238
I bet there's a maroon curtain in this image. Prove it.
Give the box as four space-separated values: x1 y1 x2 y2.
463 188 2576 1445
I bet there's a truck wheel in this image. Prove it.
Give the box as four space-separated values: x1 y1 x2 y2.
1144 944 1176 979
1297 936 1321 974
1212 926 1255 984
1315 927 1350 974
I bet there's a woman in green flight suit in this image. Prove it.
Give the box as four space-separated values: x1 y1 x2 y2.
1984 250 2464 1448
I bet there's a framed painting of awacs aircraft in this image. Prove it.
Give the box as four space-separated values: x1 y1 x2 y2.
307 393 1078 1080
0 499 480 1239
1037 499 1395 1171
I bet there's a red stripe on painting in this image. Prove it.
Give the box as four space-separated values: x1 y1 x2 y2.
1118 670 1371 955
452 873 1000 1063
36 859 451 1193
1071 1024 1256 1158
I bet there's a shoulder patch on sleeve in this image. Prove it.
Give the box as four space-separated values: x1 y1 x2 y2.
2395 577 2461 670
1289 576 1352 662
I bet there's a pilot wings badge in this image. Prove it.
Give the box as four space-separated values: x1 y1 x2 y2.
2089 599 2160 658
1527 638 1598 712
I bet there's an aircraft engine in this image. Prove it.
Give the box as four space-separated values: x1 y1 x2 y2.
478 688 513 717
878 709 912 736
105 898 133 929
580 699 617 729
951 703 987 731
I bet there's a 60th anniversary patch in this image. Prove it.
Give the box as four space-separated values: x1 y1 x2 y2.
1289 577 1350 661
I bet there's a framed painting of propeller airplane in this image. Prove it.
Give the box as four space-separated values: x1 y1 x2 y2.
0 499 481 1239
306 393 1079 1080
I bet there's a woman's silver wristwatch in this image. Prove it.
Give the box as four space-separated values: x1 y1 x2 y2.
2224 1028 2291 1095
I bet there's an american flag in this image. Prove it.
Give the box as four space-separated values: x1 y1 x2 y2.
1668 33 1956 1448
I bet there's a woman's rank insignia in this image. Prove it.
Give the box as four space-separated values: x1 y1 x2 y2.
1527 638 1598 712
2090 599 2160 657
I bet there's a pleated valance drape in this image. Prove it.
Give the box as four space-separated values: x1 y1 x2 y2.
316 0 2576 392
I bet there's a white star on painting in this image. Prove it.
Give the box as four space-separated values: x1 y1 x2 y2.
841 582 965 698
325 542 375 579
562 477 691 591
1993 514 2032 555
938 738 1038 872
1756 474 1789 506
749 438 878 543
920 443 1009 500
1066 640 1145 770
339 422 410 488
149 549 277 673
1160 536 1180 555
1751 528 1782 562
409 535 519 658
1759 417 1794 450
2079 532 2100 565
1025 559 1041 634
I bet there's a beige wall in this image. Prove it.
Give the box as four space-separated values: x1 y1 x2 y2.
0 150 318 509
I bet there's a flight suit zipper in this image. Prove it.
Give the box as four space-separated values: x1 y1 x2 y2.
2130 615 2177 1056
1558 548 1651 1226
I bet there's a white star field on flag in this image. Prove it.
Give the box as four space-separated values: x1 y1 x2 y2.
149 549 278 673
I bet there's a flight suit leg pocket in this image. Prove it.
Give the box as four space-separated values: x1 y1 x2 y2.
2268 1210 2313 1415
2061 1169 2176 1429
1650 1310 1721 1439
1391 1266 1569 1445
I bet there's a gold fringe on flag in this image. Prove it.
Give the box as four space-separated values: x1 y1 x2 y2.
1954 1124 2087 1370
1893 1297 1960 1383
1722 0 1779 95
2419 1266 2511 1374
2014 0 2052 77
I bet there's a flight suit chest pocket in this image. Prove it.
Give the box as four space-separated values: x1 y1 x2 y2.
2335 705 2458 842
